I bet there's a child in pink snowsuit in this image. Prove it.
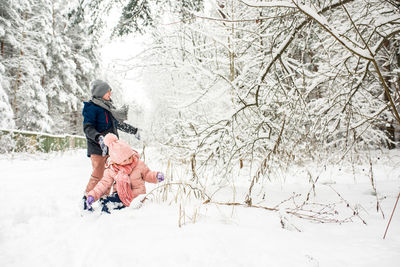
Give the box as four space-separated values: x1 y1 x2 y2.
86 133 164 213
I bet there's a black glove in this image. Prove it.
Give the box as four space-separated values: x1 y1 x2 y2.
98 135 108 156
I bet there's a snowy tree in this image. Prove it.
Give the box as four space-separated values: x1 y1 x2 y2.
69 0 205 36
0 0 100 134
119 0 400 188
0 62 14 129
0 5 14 129
44 0 99 135
0 0 52 131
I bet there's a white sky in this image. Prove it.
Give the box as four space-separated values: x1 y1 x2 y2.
100 34 151 107
98 6 152 111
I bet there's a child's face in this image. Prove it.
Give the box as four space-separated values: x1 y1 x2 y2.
121 156 133 165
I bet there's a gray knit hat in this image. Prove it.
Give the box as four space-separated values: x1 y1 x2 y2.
91 79 112 98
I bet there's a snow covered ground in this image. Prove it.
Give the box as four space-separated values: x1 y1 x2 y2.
0 149 399 267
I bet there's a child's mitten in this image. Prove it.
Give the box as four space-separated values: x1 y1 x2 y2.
86 195 95 209
156 172 164 182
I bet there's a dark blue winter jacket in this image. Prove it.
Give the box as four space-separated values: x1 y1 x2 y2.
82 101 117 156
83 102 115 135
82 101 138 157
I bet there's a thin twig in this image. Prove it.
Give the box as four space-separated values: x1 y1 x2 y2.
208 199 353 224
142 182 210 203
327 185 367 225
383 192 400 239
369 158 385 219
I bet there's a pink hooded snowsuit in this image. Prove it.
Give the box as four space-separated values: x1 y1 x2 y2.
87 134 158 206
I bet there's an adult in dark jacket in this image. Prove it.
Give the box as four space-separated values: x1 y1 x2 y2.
82 79 139 210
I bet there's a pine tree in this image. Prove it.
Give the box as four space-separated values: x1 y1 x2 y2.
69 0 204 36
0 0 101 134
0 0 51 131
44 0 99 134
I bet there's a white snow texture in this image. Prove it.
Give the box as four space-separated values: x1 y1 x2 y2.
0 149 399 267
